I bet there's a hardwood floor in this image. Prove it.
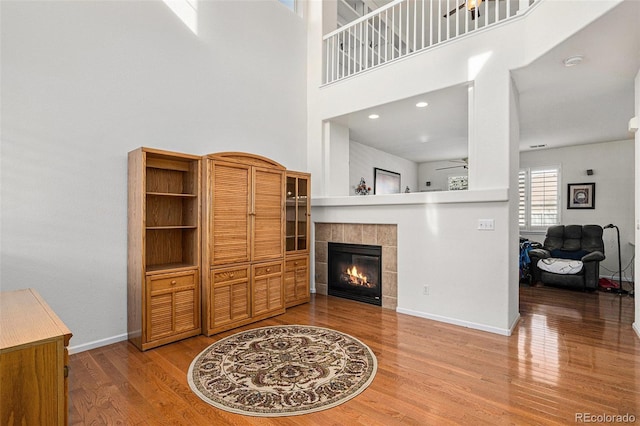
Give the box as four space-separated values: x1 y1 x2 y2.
69 288 639 425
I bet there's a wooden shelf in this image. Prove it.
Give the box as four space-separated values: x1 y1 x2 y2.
146 192 197 197
128 147 201 351
146 263 197 273
146 226 197 230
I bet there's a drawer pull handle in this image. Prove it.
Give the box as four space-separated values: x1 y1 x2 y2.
294 262 299 266
171 280 177 285
230 272 235 277
266 268 271 272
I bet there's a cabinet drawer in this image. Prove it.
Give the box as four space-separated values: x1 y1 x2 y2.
149 272 196 292
254 262 282 277
286 257 307 269
212 267 249 284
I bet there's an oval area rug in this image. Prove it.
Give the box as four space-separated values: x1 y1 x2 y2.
188 325 377 417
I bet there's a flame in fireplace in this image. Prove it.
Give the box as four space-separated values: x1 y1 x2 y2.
346 265 370 286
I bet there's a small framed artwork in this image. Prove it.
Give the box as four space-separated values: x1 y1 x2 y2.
374 168 401 195
567 183 595 209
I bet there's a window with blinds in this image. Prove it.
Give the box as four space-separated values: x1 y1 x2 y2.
519 167 560 230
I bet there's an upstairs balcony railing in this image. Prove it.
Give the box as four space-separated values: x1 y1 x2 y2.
323 0 536 84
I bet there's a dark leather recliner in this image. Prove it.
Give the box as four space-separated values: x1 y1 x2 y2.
528 225 605 291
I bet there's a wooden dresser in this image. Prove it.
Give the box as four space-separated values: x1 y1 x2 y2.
0 288 72 425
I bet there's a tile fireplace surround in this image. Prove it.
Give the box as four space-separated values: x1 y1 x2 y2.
315 223 397 309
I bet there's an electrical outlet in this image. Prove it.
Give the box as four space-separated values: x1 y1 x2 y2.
478 219 495 230
423 285 429 295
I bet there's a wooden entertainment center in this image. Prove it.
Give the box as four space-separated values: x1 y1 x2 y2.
127 148 310 350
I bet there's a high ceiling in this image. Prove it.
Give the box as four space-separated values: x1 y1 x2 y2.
333 0 640 164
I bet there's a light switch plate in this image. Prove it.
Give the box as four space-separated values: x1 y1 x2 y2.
478 219 495 230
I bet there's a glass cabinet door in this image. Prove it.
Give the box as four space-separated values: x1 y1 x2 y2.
297 177 308 251
286 177 296 251
285 174 310 253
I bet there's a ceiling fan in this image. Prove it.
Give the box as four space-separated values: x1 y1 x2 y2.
443 0 485 20
436 158 468 171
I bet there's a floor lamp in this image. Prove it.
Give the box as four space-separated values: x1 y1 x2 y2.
604 224 627 295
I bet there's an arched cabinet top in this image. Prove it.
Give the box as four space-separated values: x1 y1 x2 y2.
206 152 285 170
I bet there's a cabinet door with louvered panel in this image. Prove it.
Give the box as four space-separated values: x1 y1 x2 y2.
145 270 200 345
210 161 251 266
284 254 310 307
252 167 284 262
252 261 285 319
208 265 251 334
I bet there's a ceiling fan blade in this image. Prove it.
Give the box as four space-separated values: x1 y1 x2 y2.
436 165 468 171
443 3 465 18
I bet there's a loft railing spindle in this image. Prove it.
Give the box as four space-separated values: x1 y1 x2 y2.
465 0 469 34
385 10 389 62
406 0 410 54
345 28 350 76
365 17 369 69
421 0 425 49
415 0 418 51
333 37 337 82
391 7 395 59
456 0 459 37
446 0 450 40
341 32 345 78
485 0 489 26
377 15 381 65
429 0 433 47
404 2 411 55
398 4 403 55
437 0 441 43
358 22 364 71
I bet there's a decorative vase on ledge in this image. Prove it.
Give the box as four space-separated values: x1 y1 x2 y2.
355 178 371 195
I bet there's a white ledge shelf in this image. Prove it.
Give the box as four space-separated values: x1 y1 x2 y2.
311 188 509 207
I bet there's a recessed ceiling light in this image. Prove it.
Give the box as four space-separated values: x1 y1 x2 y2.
563 55 584 67
368 114 380 119
416 101 429 108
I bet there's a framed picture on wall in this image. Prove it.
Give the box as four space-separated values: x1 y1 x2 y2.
567 182 595 209
374 168 401 195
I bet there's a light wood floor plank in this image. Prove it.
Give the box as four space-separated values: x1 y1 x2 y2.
69 287 639 425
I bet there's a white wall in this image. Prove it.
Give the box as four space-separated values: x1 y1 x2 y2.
418 161 469 192
349 141 419 195
327 121 350 196
0 0 307 351
520 140 635 279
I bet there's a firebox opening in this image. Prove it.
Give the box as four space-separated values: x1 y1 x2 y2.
328 242 382 306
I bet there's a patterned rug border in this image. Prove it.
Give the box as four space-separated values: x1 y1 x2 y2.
187 325 378 417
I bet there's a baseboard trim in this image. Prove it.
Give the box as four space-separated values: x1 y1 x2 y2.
396 307 517 336
598 274 633 283
68 333 128 355
633 322 640 340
